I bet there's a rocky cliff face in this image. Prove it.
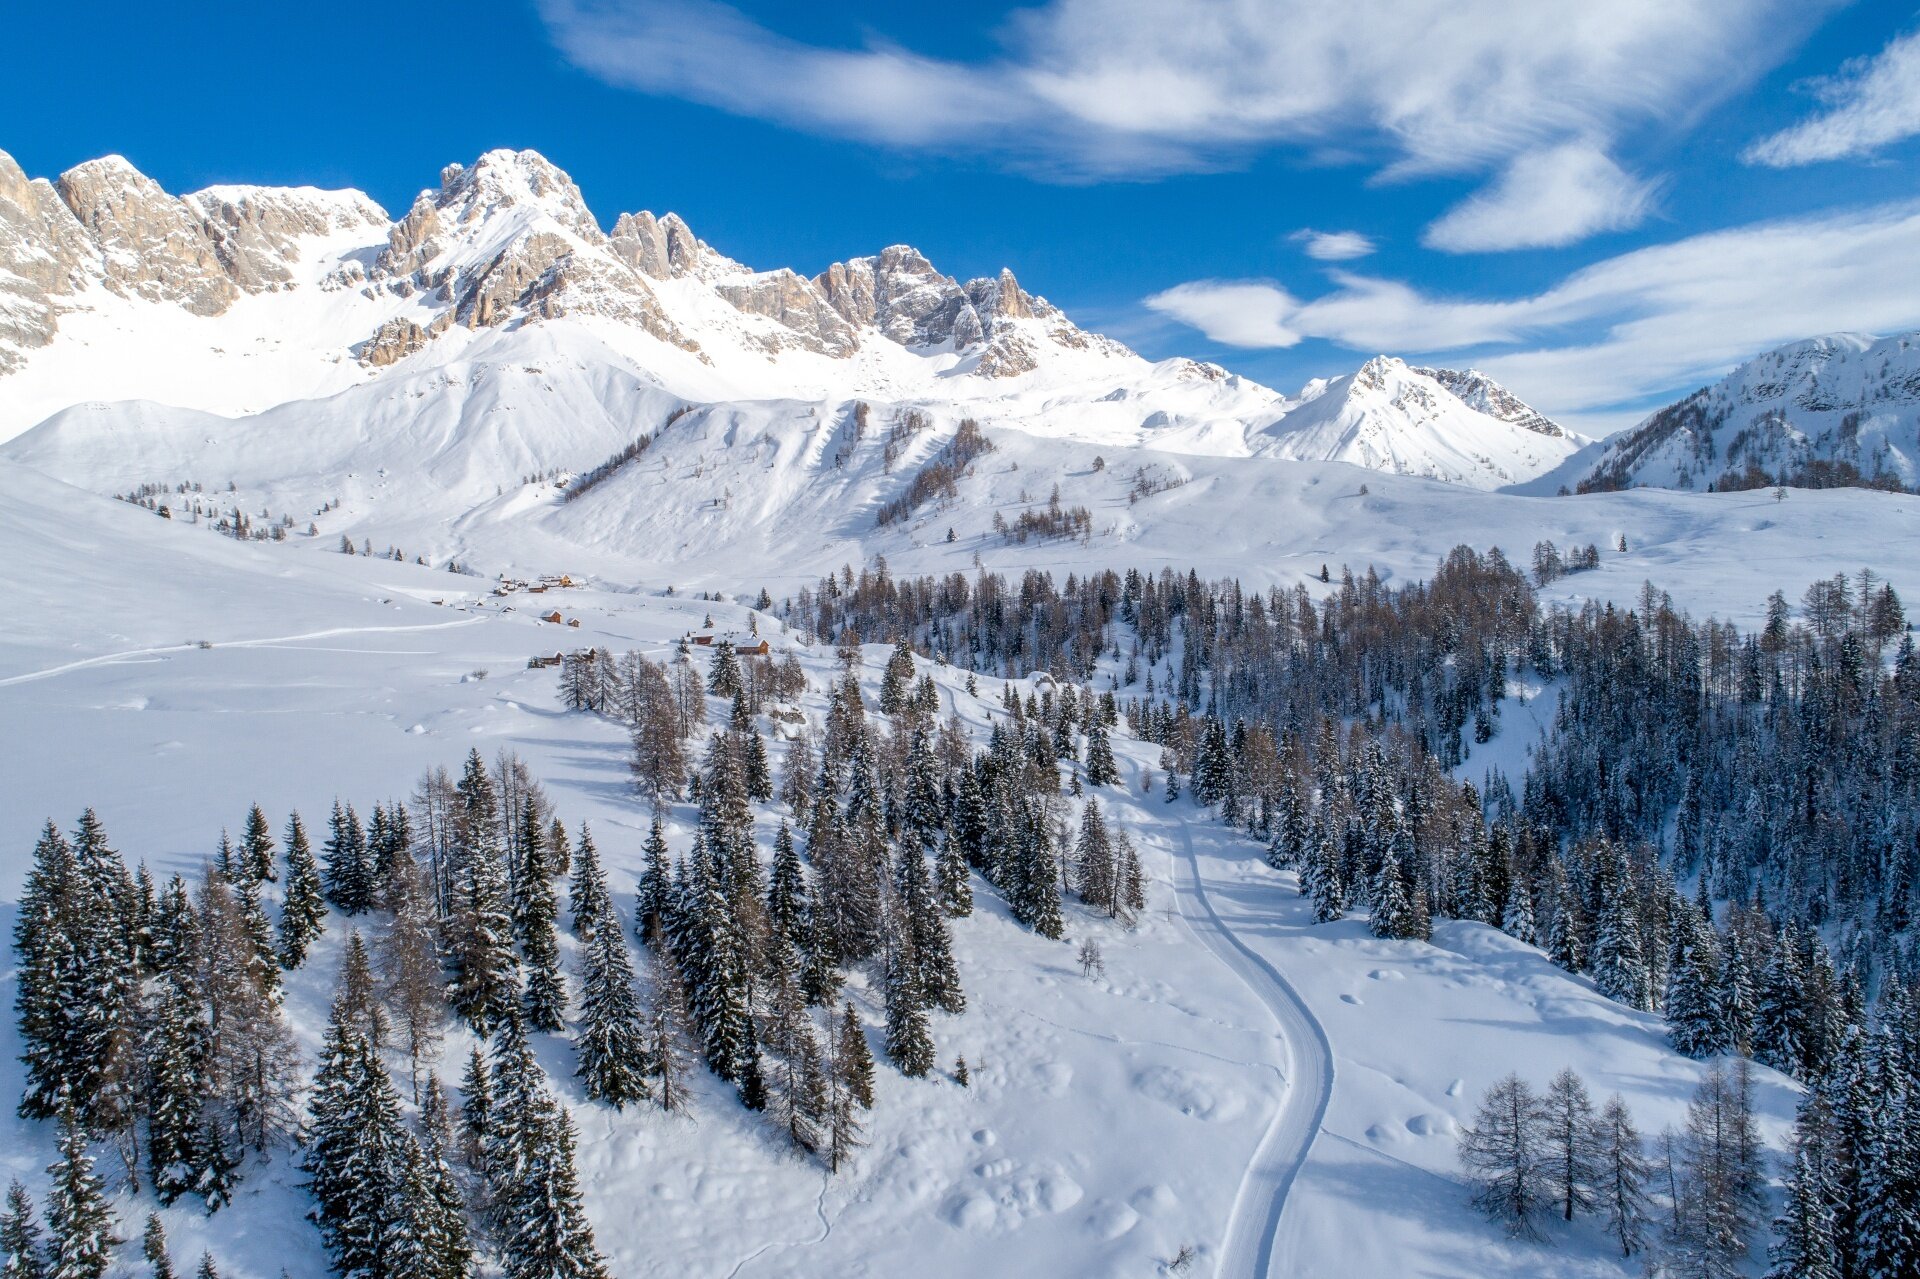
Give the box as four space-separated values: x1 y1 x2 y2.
54 156 237 316
1415 366 1566 438
0 145 1130 382
0 147 392 370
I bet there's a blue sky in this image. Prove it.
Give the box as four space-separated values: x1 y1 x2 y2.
6 1 1919 432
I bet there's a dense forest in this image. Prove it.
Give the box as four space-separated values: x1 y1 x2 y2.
772 548 1920 1273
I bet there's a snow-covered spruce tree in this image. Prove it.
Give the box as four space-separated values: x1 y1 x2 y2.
936 831 974 918
142 973 209 1204
897 841 963 1015
1665 907 1727 1059
1767 1093 1841 1279
238 804 276 888
1752 936 1805 1077
681 839 755 1086
446 828 518 1037
878 637 914 716
766 822 809 948
304 977 408 1279
413 1076 475 1279
514 816 566 1034
635 816 673 946
882 917 935 1078
277 811 326 970
567 824 611 942
1852 1057 1920 1279
14 820 79 1121
1073 799 1116 914
575 898 651 1109
497 1096 608 1279
1 1179 47 1279
1457 1073 1548 1239
825 1003 870 1174
1499 873 1537 945
140 1212 173 1279
46 1105 119 1279
320 800 371 915
901 723 945 852
707 639 743 699
1084 714 1120 787
761 932 827 1156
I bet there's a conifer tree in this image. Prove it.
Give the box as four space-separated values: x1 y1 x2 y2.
1458 1073 1548 1239
766 823 809 948
498 1098 609 1279
1 1180 47 1279
139 1213 172 1279
239 804 276 887
1768 1110 1841 1279
567 827 611 942
878 638 914 715
897 843 964 1015
448 833 517 1037
936 831 973 918
1500 875 1537 945
321 801 371 915
1541 1067 1601 1222
142 975 208 1204
707 639 743 699
825 1003 870 1174
379 861 447 1102
1084 714 1119 786
1597 1094 1652 1258
277 812 326 970
15 821 78 1120
882 927 934 1078
645 947 692 1114
635 817 673 945
458 1046 493 1191
517 824 565 1034
575 907 651 1109
45 1107 118 1279
837 1002 876 1109
414 1076 475 1279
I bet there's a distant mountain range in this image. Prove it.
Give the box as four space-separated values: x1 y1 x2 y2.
0 146 1581 492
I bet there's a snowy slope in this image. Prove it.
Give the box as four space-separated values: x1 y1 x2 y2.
1251 357 1582 490
1561 331 1920 493
0 471 1819 1279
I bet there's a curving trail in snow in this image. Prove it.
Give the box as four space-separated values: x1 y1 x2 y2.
0 618 482 687
1164 817 1334 1279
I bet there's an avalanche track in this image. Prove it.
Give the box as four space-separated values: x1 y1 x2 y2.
1165 817 1334 1279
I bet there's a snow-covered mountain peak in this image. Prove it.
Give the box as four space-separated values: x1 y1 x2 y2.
1250 355 1582 489
1569 329 1920 493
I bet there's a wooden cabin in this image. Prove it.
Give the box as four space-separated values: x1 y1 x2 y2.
542 610 564 624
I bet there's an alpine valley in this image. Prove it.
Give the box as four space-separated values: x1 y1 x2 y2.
3 143 1920 1279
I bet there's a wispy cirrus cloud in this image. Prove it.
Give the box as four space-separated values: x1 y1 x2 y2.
1146 200 1920 413
1746 22 1920 166
540 0 1829 250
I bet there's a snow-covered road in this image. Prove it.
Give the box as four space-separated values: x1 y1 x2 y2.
1165 816 1334 1279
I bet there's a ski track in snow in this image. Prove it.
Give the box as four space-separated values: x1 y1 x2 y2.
0 618 482 686
1162 813 1334 1279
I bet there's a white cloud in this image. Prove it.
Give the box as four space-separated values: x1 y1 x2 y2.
1291 229 1375 261
1144 200 1920 413
1746 24 1920 166
1143 281 1302 348
1422 142 1660 252
540 0 1826 246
